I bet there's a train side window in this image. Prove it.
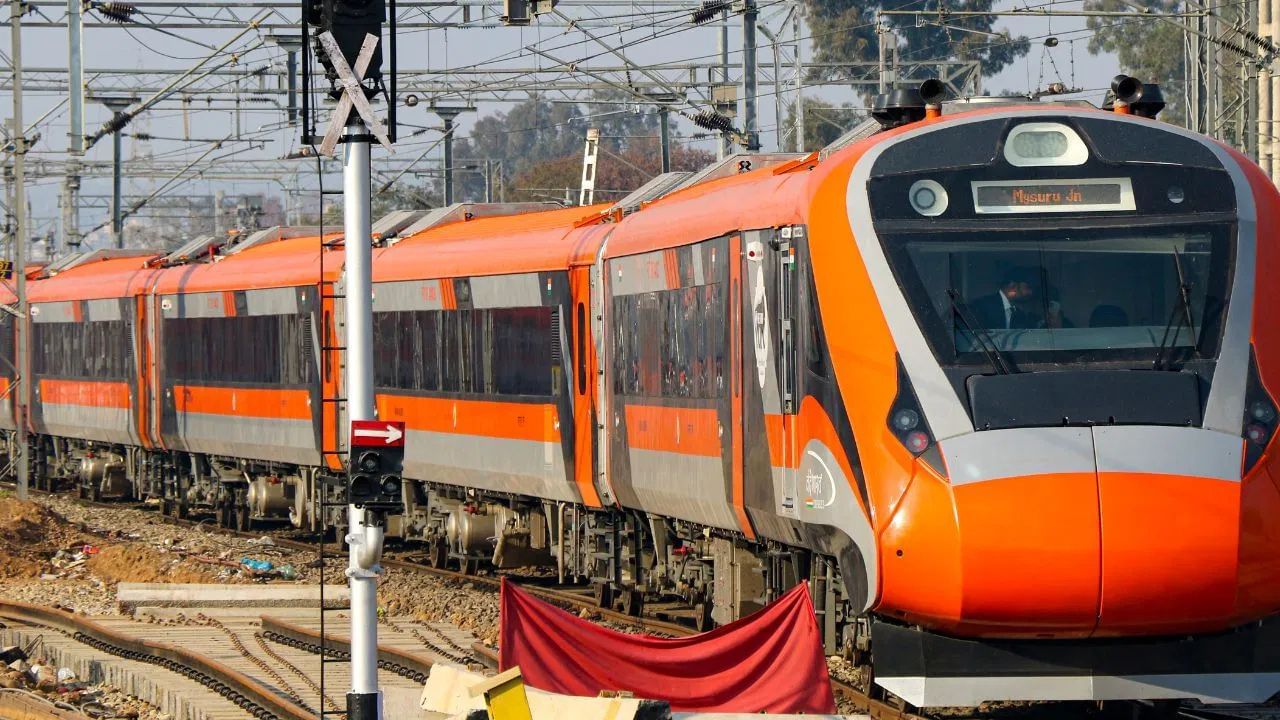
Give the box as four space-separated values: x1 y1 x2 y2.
32 319 130 380
611 283 724 400
163 314 311 386
804 274 827 378
495 306 554 396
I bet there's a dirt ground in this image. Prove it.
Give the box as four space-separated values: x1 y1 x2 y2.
0 494 92 580
0 492 267 614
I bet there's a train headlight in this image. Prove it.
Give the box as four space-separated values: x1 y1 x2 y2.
886 356 944 475
1251 400 1276 424
1003 122 1088 167
891 408 920 431
1247 424 1269 445
908 179 948 217
905 431 931 453
1243 350 1277 474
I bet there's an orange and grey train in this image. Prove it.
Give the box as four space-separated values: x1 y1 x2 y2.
9 76 1280 707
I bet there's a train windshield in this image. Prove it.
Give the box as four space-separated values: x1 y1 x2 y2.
884 223 1233 365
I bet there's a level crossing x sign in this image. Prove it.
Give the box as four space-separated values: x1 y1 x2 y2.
350 420 406 447
316 30 394 157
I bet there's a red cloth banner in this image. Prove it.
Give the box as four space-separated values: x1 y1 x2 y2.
498 579 837 713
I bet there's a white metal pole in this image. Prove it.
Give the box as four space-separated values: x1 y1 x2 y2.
11 0 29 502
343 118 382 720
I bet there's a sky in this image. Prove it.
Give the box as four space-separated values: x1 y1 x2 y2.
0 0 1122 249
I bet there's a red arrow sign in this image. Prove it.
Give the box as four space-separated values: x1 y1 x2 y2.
350 420 406 447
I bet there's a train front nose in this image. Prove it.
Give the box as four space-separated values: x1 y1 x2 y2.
884 426 1269 637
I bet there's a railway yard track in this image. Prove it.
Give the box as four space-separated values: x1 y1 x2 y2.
4 484 1279 720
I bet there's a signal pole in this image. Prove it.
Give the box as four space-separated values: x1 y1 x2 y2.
11 0 29 501
343 114 382 720
310 3 395 717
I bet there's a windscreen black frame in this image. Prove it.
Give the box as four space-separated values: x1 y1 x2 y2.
880 218 1236 367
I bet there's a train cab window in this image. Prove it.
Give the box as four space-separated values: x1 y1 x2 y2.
883 224 1232 365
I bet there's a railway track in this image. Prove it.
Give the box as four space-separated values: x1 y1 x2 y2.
0 600 314 720
7 484 934 719
22 486 1275 720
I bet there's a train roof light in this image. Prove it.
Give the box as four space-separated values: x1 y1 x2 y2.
1003 122 1088 167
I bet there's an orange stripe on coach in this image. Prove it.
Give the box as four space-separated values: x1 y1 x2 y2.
174 385 312 420
377 394 562 444
39 379 130 409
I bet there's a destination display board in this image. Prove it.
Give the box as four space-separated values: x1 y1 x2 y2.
972 178 1136 214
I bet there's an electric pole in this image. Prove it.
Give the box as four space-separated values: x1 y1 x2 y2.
659 106 671 173
10 0 28 501
719 9 730 158
65 0 83 252
742 0 759 151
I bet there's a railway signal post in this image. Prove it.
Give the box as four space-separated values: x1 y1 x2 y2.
309 1 395 717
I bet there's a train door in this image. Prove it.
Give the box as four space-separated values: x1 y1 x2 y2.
741 228 803 543
729 235 755 539
569 264 604 507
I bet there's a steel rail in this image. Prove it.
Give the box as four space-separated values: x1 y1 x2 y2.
259 615 433 683
12 483 927 720
0 601 314 720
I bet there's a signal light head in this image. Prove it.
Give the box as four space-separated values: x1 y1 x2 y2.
349 473 375 498
358 451 381 473
380 475 401 498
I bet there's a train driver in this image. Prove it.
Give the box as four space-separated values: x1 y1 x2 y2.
970 267 1041 330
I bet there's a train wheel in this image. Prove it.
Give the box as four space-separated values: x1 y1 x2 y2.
622 589 644 617
160 497 172 516
460 558 479 576
89 483 101 503
235 504 252 533
77 483 87 500
694 602 713 632
428 541 448 569
593 582 614 610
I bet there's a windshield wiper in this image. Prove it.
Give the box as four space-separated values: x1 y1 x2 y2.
947 289 1014 375
1152 248 1198 371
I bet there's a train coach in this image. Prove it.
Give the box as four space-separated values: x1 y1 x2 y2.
9 75 1280 709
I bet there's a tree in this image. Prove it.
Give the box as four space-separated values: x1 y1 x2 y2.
1085 0 1186 125
802 0 1030 96
507 137 716 204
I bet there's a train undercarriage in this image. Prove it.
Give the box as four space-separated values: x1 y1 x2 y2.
11 429 856 654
